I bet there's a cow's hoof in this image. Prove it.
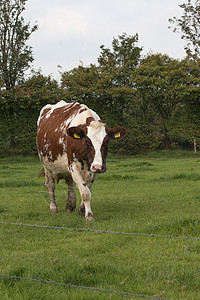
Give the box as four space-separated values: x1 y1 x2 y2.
66 208 75 213
50 208 58 214
85 214 95 222
66 205 76 212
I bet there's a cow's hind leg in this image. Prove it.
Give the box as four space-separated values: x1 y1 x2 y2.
66 178 76 212
44 168 58 213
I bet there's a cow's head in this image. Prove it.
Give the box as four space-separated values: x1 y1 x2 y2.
67 119 126 173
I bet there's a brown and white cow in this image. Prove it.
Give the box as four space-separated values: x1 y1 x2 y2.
37 101 126 221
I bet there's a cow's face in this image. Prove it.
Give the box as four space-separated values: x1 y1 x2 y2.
67 120 126 173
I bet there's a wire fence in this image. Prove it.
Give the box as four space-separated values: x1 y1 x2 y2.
2 220 199 299
1 220 198 299
1 221 200 241
0 274 174 300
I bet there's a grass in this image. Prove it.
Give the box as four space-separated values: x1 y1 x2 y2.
0 150 200 299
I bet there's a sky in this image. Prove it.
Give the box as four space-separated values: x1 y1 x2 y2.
23 0 187 80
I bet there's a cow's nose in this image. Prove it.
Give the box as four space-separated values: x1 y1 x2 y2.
91 165 105 173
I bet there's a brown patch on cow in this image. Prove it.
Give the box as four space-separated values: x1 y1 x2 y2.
37 103 82 162
79 108 87 114
86 117 95 126
66 134 88 167
65 123 96 170
82 192 90 201
37 102 99 166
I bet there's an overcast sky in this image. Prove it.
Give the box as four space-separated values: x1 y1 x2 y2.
23 0 187 80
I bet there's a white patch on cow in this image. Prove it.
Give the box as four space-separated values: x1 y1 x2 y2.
42 153 70 177
58 137 66 151
49 151 53 160
59 137 64 145
69 105 100 127
43 133 47 143
45 100 66 120
59 113 79 135
59 119 71 132
44 144 49 151
87 121 107 168
89 109 100 121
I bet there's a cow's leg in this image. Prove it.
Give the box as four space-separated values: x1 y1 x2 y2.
78 201 85 216
80 187 94 222
77 187 93 221
44 168 58 213
71 165 94 222
78 173 98 216
66 178 76 212
87 173 98 190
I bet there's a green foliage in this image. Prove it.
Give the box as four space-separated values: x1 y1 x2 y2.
0 1 199 156
61 34 145 154
1 153 200 299
132 54 200 149
0 0 38 90
0 71 63 155
169 0 200 59
61 38 200 154
61 33 142 125
1 32 200 155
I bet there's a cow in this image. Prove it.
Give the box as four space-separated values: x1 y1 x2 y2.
37 101 126 221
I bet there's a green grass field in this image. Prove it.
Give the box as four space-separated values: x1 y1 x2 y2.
0 151 200 299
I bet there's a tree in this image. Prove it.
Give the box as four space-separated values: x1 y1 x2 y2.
61 34 142 125
169 0 200 59
0 0 38 90
98 33 142 86
97 33 142 124
0 70 62 155
61 34 145 154
132 53 200 148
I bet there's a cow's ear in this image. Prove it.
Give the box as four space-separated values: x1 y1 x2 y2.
67 127 85 139
108 126 127 139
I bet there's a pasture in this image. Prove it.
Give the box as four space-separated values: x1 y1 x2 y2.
0 151 200 299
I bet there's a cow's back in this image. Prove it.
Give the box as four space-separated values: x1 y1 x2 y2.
37 101 99 168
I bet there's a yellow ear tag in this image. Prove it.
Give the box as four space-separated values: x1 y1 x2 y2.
74 133 81 139
114 132 120 139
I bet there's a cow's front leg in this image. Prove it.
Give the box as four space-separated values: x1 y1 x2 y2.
66 178 76 212
44 168 58 213
78 173 98 218
81 187 94 222
78 187 93 221
71 165 94 222
87 173 98 190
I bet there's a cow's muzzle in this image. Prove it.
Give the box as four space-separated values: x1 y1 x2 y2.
91 164 106 173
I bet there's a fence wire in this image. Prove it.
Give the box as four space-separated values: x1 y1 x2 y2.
0 221 200 241
0 274 174 300
0 220 196 299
